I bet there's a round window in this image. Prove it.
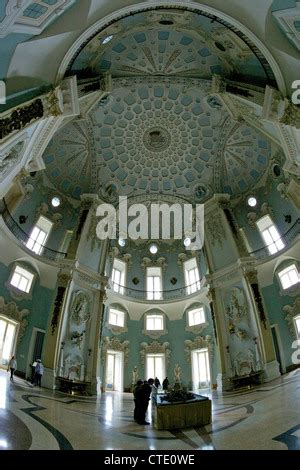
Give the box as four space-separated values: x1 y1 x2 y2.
247 196 257 208
51 196 61 208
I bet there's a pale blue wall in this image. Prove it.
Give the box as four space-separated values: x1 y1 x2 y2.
0 261 56 373
107 240 207 292
11 184 79 253
261 260 299 370
233 181 299 253
101 303 217 391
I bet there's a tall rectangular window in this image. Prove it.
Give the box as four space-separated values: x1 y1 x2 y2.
10 265 34 294
278 264 299 290
192 348 211 389
26 216 53 255
112 259 126 294
146 267 162 300
184 258 201 294
256 215 285 255
146 354 165 384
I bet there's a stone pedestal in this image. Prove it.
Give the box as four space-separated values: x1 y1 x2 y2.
263 360 281 382
217 373 233 392
43 367 56 390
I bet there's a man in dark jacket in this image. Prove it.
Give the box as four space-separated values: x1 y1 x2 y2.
162 377 169 391
136 378 154 425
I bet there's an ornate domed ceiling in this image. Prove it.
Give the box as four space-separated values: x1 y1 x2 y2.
67 8 275 87
43 77 271 202
42 5 276 204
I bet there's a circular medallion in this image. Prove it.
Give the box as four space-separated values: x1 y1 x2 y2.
143 127 171 152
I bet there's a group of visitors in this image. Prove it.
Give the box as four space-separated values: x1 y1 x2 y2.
133 376 170 425
133 378 154 425
7 355 44 387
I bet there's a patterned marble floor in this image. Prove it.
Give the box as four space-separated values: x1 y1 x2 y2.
0 369 300 450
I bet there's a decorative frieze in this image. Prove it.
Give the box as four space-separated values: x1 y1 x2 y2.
249 281 267 329
184 335 213 364
141 256 167 271
140 341 171 367
0 140 25 182
51 286 67 335
0 99 44 141
102 336 130 365
206 210 226 246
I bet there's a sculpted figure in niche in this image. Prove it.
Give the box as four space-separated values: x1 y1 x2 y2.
227 288 247 325
71 291 90 325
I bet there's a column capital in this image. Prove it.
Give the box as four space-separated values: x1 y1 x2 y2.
57 271 72 288
244 268 258 284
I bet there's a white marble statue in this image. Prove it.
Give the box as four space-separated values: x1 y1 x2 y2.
174 363 182 382
132 366 139 384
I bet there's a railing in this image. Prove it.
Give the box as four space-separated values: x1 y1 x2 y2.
108 280 203 301
0 199 66 261
250 218 300 260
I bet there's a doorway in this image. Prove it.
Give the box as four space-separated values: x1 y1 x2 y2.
146 353 165 384
0 316 18 368
192 348 211 390
271 325 284 374
26 328 45 380
106 350 123 392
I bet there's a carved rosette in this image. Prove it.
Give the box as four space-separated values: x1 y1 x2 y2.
184 335 213 365
282 297 300 339
140 341 171 367
102 336 130 365
0 296 29 344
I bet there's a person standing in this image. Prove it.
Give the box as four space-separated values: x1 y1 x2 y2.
136 378 154 425
162 377 169 391
133 379 143 422
34 359 44 387
7 355 17 382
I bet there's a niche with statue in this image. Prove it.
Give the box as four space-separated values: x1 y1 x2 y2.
224 286 262 382
58 290 91 382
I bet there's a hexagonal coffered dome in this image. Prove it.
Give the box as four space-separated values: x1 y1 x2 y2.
43 77 271 202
